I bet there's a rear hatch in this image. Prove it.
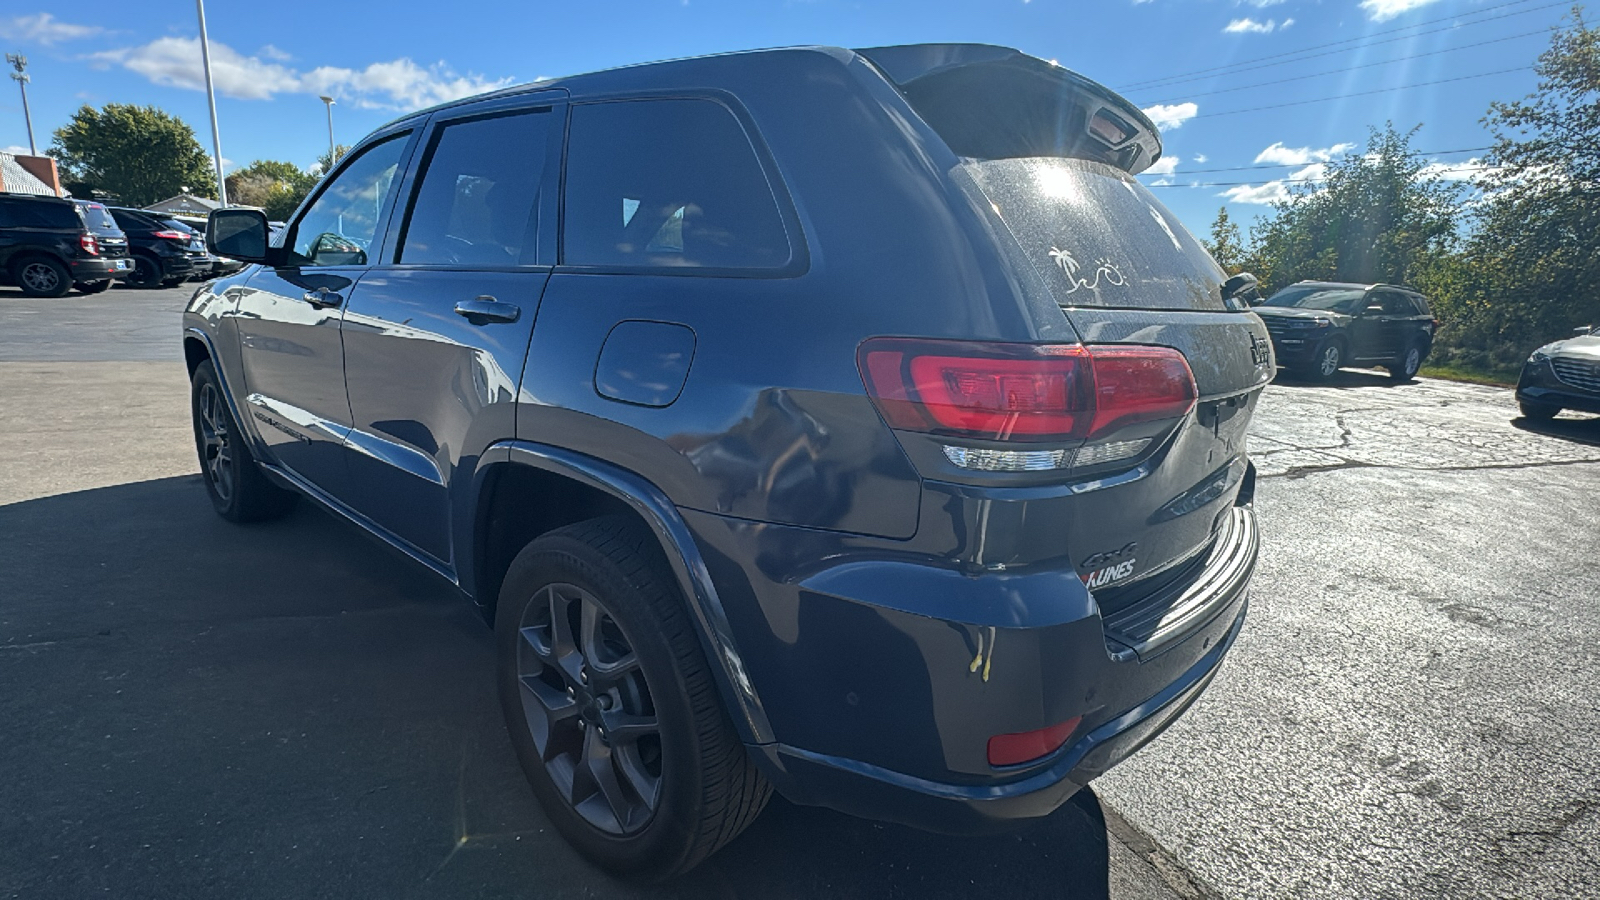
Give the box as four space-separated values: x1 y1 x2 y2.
74 202 130 259
859 45 1271 615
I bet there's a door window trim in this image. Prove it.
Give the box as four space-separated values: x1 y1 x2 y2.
553 89 809 279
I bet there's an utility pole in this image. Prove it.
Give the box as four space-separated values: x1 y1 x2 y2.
5 53 35 155
319 95 336 171
194 0 228 206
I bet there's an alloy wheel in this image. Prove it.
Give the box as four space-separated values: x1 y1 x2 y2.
1319 344 1341 377
515 582 663 835
197 383 234 502
20 262 61 294
1404 347 1421 377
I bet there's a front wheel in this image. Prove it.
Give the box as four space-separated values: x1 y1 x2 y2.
496 517 769 881
190 360 298 522
1304 340 1343 382
1389 343 1424 381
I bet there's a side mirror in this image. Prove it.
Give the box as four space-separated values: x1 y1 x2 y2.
1575 325 1595 336
206 208 273 265
1221 272 1260 309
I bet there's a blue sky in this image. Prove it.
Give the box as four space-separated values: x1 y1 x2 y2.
0 0 1573 237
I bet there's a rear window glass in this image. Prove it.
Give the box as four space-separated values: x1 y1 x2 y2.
399 108 553 266
561 99 790 270
959 157 1226 310
1263 287 1367 312
76 204 123 235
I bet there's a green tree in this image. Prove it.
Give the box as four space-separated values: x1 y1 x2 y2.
226 159 319 220
1439 5 1600 370
1247 123 1461 293
315 143 351 176
49 104 216 206
1201 207 1246 274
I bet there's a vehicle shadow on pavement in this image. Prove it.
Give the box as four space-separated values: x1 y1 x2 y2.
1512 413 1600 446
0 475 1116 900
1271 368 1404 389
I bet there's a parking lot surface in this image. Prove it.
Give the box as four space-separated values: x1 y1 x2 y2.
0 284 1183 899
5 283 1598 898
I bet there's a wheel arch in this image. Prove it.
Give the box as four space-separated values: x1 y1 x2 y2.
471 441 775 746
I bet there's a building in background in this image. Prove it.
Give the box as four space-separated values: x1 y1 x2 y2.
0 152 63 197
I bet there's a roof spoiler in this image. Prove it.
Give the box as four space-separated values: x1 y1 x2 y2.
854 44 1163 175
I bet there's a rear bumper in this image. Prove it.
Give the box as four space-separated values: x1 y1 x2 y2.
67 257 132 281
689 501 1258 832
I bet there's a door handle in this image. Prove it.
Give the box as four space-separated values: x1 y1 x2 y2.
303 287 342 308
454 295 521 324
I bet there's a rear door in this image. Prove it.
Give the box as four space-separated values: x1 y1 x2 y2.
338 94 563 565
231 128 416 498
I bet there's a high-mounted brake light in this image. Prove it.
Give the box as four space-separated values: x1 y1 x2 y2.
858 338 1196 445
78 234 99 256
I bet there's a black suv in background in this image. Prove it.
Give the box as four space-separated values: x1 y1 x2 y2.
191 43 1266 880
1254 281 1436 381
107 206 196 288
0 193 132 296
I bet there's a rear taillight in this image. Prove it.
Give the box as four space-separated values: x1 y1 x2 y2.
79 234 99 256
858 338 1197 444
152 230 190 242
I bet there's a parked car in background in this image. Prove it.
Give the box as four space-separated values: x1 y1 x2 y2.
0 193 132 296
162 214 246 280
189 43 1265 879
1516 326 1600 420
107 206 196 288
1254 281 1436 382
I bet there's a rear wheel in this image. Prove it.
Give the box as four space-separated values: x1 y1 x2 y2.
1388 343 1424 381
126 254 162 289
1304 340 1343 382
190 360 298 522
74 279 113 294
1519 401 1560 421
496 516 769 881
12 257 71 298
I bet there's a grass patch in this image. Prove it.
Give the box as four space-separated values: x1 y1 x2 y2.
1419 362 1520 387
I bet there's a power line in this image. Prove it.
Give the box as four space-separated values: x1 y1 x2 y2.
1116 0 1564 92
1190 66 1530 119
1140 146 1494 177
1144 29 1548 106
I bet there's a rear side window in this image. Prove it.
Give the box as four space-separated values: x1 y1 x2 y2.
561 99 790 270
398 108 553 266
3 199 79 229
111 209 159 233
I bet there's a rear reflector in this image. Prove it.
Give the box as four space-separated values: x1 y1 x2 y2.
988 716 1083 767
859 339 1196 443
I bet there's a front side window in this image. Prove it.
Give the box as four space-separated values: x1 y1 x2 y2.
562 99 790 270
398 109 553 266
290 133 409 267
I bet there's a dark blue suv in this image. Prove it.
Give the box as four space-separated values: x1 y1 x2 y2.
189 44 1267 879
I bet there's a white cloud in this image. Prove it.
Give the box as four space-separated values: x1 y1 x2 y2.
0 13 105 45
1282 18 1295 29
1220 163 1328 205
1142 102 1199 130
1146 156 1180 176
1224 17 1279 33
91 36 512 111
1194 154 1208 163
1243 0 1287 6
1253 140 1355 165
1421 157 1502 183
1358 0 1444 22
4 144 36 156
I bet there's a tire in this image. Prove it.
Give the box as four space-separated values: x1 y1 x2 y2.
126 254 163 289
11 256 71 298
190 360 298 522
1303 340 1344 382
74 279 113 294
1388 343 1424 381
496 516 769 881
1519 401 1560 421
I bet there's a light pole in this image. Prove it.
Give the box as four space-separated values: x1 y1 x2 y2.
195 0 228 206
319 95 336 172
5 53 34 156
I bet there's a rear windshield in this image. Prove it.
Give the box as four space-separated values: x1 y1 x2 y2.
1262 287 1366 313
76 203 123 236
958 157 1226 311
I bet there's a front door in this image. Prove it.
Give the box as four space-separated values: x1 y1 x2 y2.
232 130 415 497
339 99 562 565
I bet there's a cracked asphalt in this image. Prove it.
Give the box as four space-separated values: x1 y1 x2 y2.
4 284 1598 898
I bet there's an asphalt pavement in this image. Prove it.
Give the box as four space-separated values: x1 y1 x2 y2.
0 283 1187 899
4 282 1598 898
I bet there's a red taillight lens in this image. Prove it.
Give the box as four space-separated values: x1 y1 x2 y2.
79 234 99 256
152 230 190 242
859 339 1196 443
987 716 1083 767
